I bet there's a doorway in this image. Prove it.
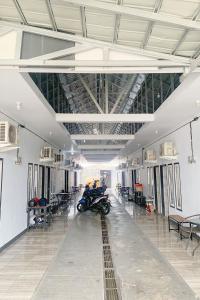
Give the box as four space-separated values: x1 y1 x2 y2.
100 170 111 188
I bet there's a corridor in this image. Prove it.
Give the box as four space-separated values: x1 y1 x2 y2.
0 195 198 300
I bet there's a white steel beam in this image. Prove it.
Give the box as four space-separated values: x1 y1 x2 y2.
105 74 109 113
65 0 200 31
78 144 125 149
71 134 135 140
0 59 188 68
12 0 28 25
110 75 136 114
45 0 57 31
0 22 191 63
30 45 94 60
81 150 119 155
80 6 87 37
56 113 154 123
78 75 104 114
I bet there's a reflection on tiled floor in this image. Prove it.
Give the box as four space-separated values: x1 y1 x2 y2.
122 196 200 299
0 201 77 300
0 193 199 299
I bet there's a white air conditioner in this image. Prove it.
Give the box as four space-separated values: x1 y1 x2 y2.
40 147 54 162
54 153 64 164
0 121 18 148
144 149 157 163
132 158 140 166
160 142 177 160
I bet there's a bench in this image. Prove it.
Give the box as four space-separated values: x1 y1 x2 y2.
168 215 186 233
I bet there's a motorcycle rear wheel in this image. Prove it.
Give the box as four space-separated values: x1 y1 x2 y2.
77 203 86 212
101 203 110 215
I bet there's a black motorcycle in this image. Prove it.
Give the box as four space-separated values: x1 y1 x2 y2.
77 187 111 215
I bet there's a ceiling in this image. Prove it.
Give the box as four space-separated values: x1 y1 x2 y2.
0 0 200 59
0 70 72 150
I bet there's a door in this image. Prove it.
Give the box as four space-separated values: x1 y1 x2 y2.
74 171 77 187
65 170 69 192
100 170 112 188
121 171 126 187
155 166 162 214
160 165 165 216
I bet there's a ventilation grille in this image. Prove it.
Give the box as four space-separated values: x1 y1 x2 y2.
0 122 6 142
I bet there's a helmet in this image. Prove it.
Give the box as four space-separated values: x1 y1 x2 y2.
28 199 36 207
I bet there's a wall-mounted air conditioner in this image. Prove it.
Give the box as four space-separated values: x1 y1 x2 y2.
160 142 177 160
40 147 54 162
144 149 157 163
132 158 141 167
0 121 18 151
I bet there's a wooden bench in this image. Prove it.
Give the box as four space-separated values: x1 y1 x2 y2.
168 215 186 233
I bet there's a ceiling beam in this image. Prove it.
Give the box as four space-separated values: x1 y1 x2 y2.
0 21 191 63
172 3 200 55
110 75 136 114
80 6 87 37
105 74 109 113
12 0 28 25
78 144 125 149
71 134 135 140
56 113 154 123
78 75 104 113
81 150 119 155
0 59 188 68
45 0 57 31
141 0 163 49
30 45 94 60
65 0 200 30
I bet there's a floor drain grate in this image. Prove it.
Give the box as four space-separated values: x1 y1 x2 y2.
106 289 119 300
101 216 121 300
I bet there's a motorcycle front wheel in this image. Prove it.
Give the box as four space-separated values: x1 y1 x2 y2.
77 203 86 212
101 203 110 215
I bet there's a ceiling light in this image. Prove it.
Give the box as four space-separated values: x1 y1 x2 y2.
49 131 52 136
16 101 22 111
196 100 200 106
155 130 158 134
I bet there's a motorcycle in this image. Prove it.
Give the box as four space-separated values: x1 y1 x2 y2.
77 186 111 215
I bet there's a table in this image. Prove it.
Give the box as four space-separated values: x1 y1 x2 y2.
27 204 52 229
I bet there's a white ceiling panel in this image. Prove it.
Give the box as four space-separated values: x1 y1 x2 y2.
176 50 196 56
18 0 48 14
160 0 199 18
87 24 113 37
56 18 82 33
118 30 144 42
148 37 178 50
87 34 113 42
151 24 184 40
51 2 81 20
178 42 199 51
0 6 20 20
184 31 200 42
23 13 51 27
120 17 148 32
146 45 172 54
123 0 156 10
117 40 142 47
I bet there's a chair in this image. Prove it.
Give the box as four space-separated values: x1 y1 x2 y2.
179 214 200 255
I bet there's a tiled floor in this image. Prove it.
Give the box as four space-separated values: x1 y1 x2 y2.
0 193 199 299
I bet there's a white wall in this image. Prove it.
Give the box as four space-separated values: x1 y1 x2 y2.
129 118 200 217
0 122 67 248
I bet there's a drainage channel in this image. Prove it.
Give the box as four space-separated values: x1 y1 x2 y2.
101 215 121 300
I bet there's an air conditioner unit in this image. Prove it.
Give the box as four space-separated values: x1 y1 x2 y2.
0 121 18 148
160 142 177 160
132 158 140 166
54 153 64 164
144 149 157 163
40 147 54 162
